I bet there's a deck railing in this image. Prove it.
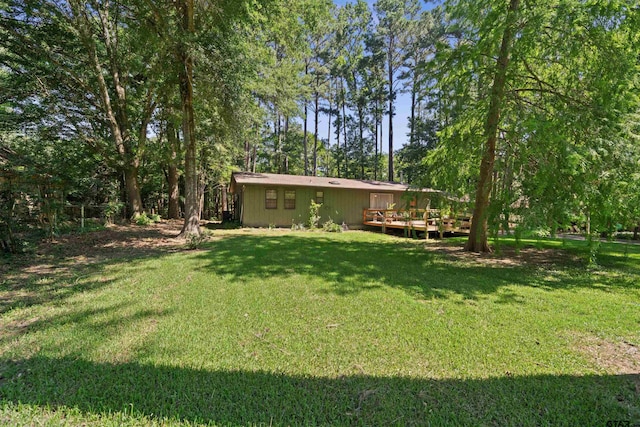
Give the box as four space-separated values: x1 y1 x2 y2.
362 208 472 235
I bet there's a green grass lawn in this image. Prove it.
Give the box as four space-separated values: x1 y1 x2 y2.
1 228 638 426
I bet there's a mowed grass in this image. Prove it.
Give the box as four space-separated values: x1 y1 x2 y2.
0 229 638 426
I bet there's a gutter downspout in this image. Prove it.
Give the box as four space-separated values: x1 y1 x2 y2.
240 185 245 225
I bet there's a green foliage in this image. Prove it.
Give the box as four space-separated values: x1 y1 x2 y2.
103 202 124 225
135 212 161 226
429 0 640 249
291 220 306 231
184 232 206 250
513 226 523 255
2 0 639 258
135 213 153 226
322 218 342 232
308 199 322 230
587 234 602 267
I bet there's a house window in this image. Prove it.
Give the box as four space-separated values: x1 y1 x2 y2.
265 189 277 209
315 191 324 204
370 193 394 210
284 190 296 209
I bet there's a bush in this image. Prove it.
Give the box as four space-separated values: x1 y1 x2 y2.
322 218 342 233
103 201 124 224
308 200 322 230
135 212 161 226
291 220 306 231
185 232 205 250
530 228 551 238
614 231 636 240
135 212 153 226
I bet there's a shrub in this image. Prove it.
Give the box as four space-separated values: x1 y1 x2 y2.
103 201 124 224
530 228 551 238
135 212 153 226
614 231 635 240
322 218 342 233
135 212 161 226
185 232 208 250
308 200 322 230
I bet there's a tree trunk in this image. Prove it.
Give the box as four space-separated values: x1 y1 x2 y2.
374 99 379 180
379 108 383 180
341 78 348 178
198 178 206 220
222 185 228 212
358 106 365 179
276 114 283 174
387 45 394 182
244 140 250 171
251 143 257 173
74 2 143 218
167 122 180 219
177 0 200 237
335 82 341 177
124 164 143 218
327 80 333 175
410 74 417 145
313 89 319 176
465 0 520 252
167 163 180 219
303 67 309 176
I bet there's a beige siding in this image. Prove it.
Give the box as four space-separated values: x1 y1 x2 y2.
240 184 420 228
241 185 316 227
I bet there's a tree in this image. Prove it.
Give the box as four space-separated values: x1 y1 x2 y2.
336 0 372 179
374 0 419 182
1 0 160 218
433 0 639 252
173 0 199 236
463 0 520 252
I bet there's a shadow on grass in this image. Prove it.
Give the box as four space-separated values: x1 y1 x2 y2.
194 235 638 301
0 257 166 316
0 356 637 425
494 236 640 275
0 225 181 315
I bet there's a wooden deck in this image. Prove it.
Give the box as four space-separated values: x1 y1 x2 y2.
363 208 471 238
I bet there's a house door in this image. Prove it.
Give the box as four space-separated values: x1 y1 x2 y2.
370 193 394 209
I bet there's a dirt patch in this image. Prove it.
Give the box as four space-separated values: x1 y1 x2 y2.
0 221 193 316
574 334 640 375
36 220 185 258
1 220 186 278
425 241 583 268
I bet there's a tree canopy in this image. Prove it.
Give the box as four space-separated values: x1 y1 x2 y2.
1 0 638 251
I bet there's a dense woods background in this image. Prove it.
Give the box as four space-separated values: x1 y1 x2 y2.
1 0 639 251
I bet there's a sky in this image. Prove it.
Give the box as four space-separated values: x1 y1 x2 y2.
315 0 432 152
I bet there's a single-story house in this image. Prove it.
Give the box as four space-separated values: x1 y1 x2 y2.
229 172 441 228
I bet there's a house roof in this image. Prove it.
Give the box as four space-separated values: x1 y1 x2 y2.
230 172 440 194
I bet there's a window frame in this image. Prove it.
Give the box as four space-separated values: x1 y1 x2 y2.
265 189 278 209
284 189 296 210
369 192 394 210
315 190 324 205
